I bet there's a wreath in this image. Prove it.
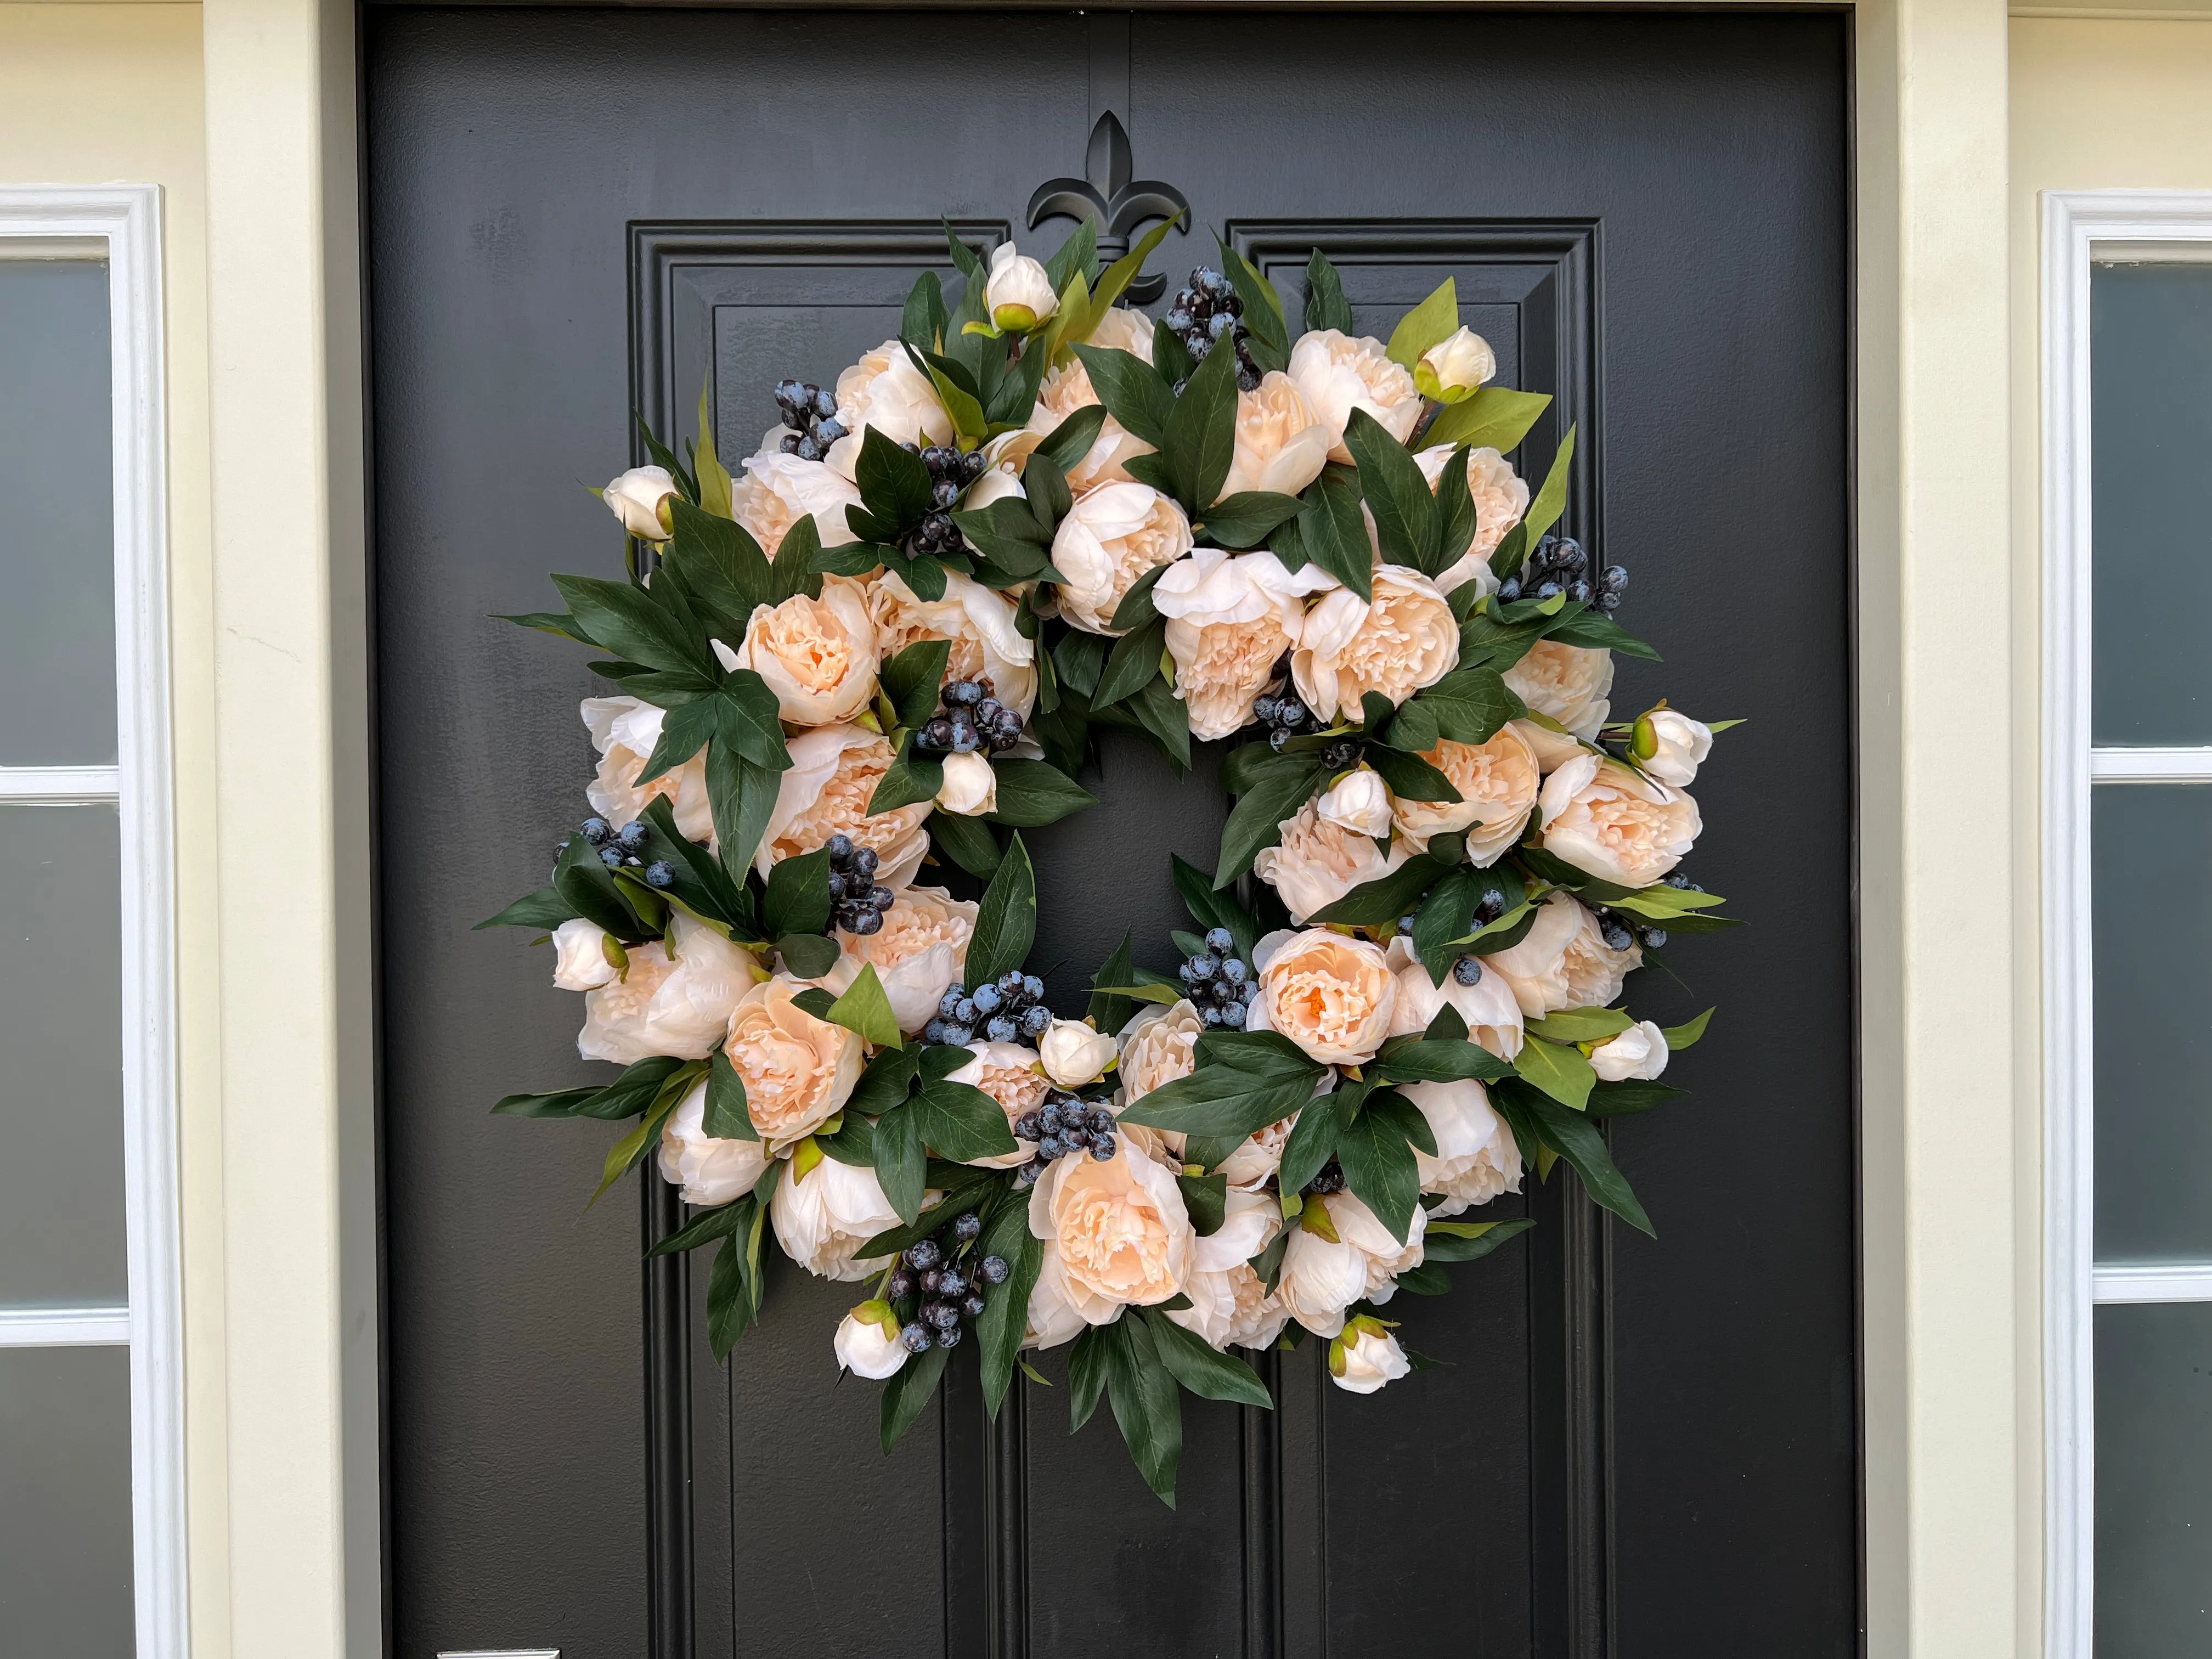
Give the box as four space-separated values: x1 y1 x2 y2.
485 220 1733 1504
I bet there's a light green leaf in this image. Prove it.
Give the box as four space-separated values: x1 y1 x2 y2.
1511 1034 1597 1111
1420 385 1554 455
1385 276 1459 371
1526 1006 1634 1044
1520 423 1578 546
1660 1008 1714 1050
827 963 904 1048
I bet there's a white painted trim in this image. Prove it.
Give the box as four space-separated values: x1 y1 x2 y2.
2041 188 2212 1659
0 185 184 1659
2092 1263 2212 1305
0 765 122 803
0 1307 133 1347
2087 747 2212 783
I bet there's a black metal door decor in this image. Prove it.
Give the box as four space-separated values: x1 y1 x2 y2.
481 133 1737 1511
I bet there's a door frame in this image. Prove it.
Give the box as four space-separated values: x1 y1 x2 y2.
187 3 2020 1657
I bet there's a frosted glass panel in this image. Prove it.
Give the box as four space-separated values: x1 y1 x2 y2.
0 259 116 765
0 803 125 1306
2092 785 2212 1261
0 1346 134 1657
2096 1302 2212 1656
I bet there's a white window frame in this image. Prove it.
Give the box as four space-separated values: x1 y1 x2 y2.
0 185 182 1659
2042 188 2212 1659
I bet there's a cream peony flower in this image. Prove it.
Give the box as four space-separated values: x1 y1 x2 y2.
1154 548 1333 739
770 1153 902 1280
934 749 998 817
1331 1189 1427 1301
1022 1245 1099 1351
1330 1319 1412 1395
1384 935 1526 1060
1039 1018 1117 1088
1389 725 1541 865
1117 999 1206 1106
1417 326 1497 402
1027 1141 1194 1318
1503 640 1613 740
1590 1020 1669 1082
583 696 714 842
576 941 677 1065
1317 766 1394 838
657 1079 771 1206
1286 329 1424 462
1168 1188 1286 1349
945 1040 1053 1170
1537 755 1701 889
1253 797 1409 924
870 566 1038 716
1400 1079 1522 1217
1220 1110 1302 1189
1026 357 1159 493
831 337 953 454
986 241 1059 332
578 913 757 1064
833 1301 910 1379
721 976 864 1151
1291 565 1458 724
1560 902 1641 1010
813 885 975 1035
1245 929 1397 1065
1482 891 1585 1019
732 453 865 555
723 577 878 727
757 724 933 890
963 464 1025 512
1509 715 1589 774
605 465 678 540
1221 370 1332 499
1414 443 1528 596
1279 1189 1424 1338
552 917 619 992
1085 304 1156 360
1051 482 1194 635
1637 710 1714 790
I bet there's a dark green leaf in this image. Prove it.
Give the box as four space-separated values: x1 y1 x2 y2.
872 1102 927 1224
817 1105 877 1166
704 1048 754 1139
1373 1037 1514 1085
868 735 945 817
1214 238 1287 372
1421 1215 1536 1262
901 269 949 352
954 497 1057 582
1298 469 1372 601
760 847 831 941
978 1217 1043 1419
854 426 935 536
494 609 588 644
1161 328 1241 512
552 573 714 679
1175 1171 1228 1236
1024 455 1074 535
1215 753 1327 886
649 1195 752 1259
1070 344 1174 446
1362 742 1462 805
929 809 1003 878
910 1079 1019 1163
705 1231 751 1358
881 1340 952 1453
1044 216 1098 297
848 1045 921 1119
475 886 577 932
1304 248 1352 335
1274 1086 1346 1197
1514 1081 1654 1237
1093 614 1167 712
1141 1307 1273 1407
880 637 953 730
1434 445 1480 574
1386 669 1526 753
1335 1095 1424 1244
986 759 1097 827
1028 403 1109 476
1409 866 1476 985
490 1085 604 1119
966 833 1036 986
1120 1036 1328 1141
1543 609 1661 660
659 498 773 626
1069 1325 1111 1433
1308 855 1448 928
553 832 648 940
1108 558 1174 633
775 932 839 980
1169 856 1260 968
1198 492 1305 551
1105 1316 1184 1505
1585 1079 1689 1118
1343 408 1439 572
941 217 988 284
707 746 776 885
564 1054 690 1123
1512 1034 1597 1111
1152 322 1195 385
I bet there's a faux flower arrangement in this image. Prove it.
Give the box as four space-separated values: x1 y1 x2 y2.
487 220 1732 1504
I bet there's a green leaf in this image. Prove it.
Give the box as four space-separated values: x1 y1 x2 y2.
853 426 936 536
1385 669 1525 753
928 809 1003 878
704 1049 755 1140
1175 1171 1228 1236
566 1054 691 1122
704 1229 751 1358
553 573 714 679
589 1090 685 1207
986 759 1097 828
1170 856 1260 968
712 671 793 770
848 1045 921 1119
1384 276 1459 371
1069 1324 1111 1433
953 498 1056 584
868 735 945 817
1087 932 1140 1036
871 1102 927 1224
775 931 840 980
1660 1008 1714 1049
490 1085 604 1119
901 269 948 352
1542 609 1660 660
1105 1316 1184 1506
825 963 903 1048
1335 1094 1425 1243
1141 1307 1273 1406
1373 1038 1514 1085
1304 248 1352 335
639 796 753 932
1120 1033 1328 1141
978 1216 1043 1419
1526 1006 1634 1044
881 1340 952 1453
1093 614 1168 712
1198 492 1305 551
760 848 831 941
1027 403 1109 477
1274 1086 1346 1197
906 1078 1018 1162
1406 866 1475 985
1297 469 1373 601
1512 1034 1598 1112
1585 1079 1689 1118
942 216 988 284
1214 237 1287 372
817 1105 878 1166
1433 445 1480 573
1044 216 1099 297
1308 855 1447 928
1024 454 1074 534
648 1195 751 1258
1086 213 1185 323
552 832 647 941
1421 1215 1536 1263
1113 673 1193 775
707 746 777 884
1070 345 1173 446
880 637 953 730
476 886 578 932
1420 384 1553 455
660 498 772 627
1215 752 1327 886
1161 326 1241 512
1510 1081 1654 1237
1361 742 1461 805
1520 424 1578 546
1344 408 1440 572
1107 558 1175 633
966 833 1036 986
1152 322 1195 385
495 610 588 644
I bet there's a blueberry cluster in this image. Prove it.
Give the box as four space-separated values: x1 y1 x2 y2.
773 380 848 462
915 678 1024 757
900 442 988 559
824 833 894 936
578 816 676 890
889 1213 1011 1356
1496 534 1629 612
1253 685 1321 752
1013 1091 1119 1178
924 972 1052 1047
1591 877 1697 955
1180 927 1255 1029
1302 1160 1348 1198
1165 267 1262 392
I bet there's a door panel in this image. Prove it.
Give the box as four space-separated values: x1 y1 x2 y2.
368 10 1852 1656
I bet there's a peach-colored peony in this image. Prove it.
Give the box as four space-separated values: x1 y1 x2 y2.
1560 901 1642 1009
1154 548 1333 738
1291 565 1458 724
1286 329 1424 462
1383 935 1526 1060
814 885 976 1035
945 1040 1053 1170
1246 929 1397 1065
1220 1110 1302 1189
577 942 678 1066
1026 315 1159 492
1507 715 1589 775
1537 755 1701 889
722 577 878 727
1027 1141 1194 1319
582 696 714 842
732 453 865 555
831 338 953 453
1051 481 1194 635
1389 725 1541 865
1021 1245 1098 1351
1253 797 1409 924
1482 890 1585 1018
721 976 865 1152
1502 640 1613 740
1118 998 1206 1107
757 725 933 889
870 566 1039 716
1220 370 1333 500
1400 1079 1523 1217
1414 443 1528 595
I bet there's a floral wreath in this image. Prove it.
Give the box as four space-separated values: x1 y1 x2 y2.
486 220 1733 1504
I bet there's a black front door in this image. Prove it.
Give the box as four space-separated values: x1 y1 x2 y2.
368 10 1855 1656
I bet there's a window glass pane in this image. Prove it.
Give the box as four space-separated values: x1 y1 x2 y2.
2091 261 2212 746
0 259 116 766
0 804 125 1307
2092 785 2212 1261
2095 1301 2212 1655
0 1345 134 1656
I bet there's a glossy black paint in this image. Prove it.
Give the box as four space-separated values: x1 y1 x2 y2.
368 9 1855 1656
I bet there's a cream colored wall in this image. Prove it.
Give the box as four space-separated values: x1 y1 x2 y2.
0 8 229 1658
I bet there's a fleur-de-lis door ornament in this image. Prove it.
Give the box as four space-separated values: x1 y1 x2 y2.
1026 111 1191 304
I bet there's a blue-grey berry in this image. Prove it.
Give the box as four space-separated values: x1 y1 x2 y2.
1204 927 1235 955
980 1254 1011 1284
900 1324 933 1354
581 816 613 846
961 1294 988 1320
905 1239 942 1270
825 833 856 865
986 1014 1018 1044
953 1212 982 1242
616 820 650 853
943 1023 973 1047
1091 1133 1117 1160
1020 1005 1052 1038
1023 975 1044 1001
935 1323 963 1348
923 1018 951 1045
1219 1000 1246 1028
1188 955 1217 982
1039 1135 1066 1160
1453 956 1483 986
972 983 1002 1014
598 847 624 868
1221 958 1248 985
644 861 675 889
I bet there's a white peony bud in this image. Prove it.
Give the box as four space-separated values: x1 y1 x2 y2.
1414 327 1497 403
1038 1017 1117 1088
933 749 998 817
1633 710 1714 790
1329 1316 1412 1394
963 464 1026 512
833 1300 911 1380
1588 1019 1669 1082
551 917 620 991
986 242 1059 334
604 465 678 540
1316 767 1394 839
